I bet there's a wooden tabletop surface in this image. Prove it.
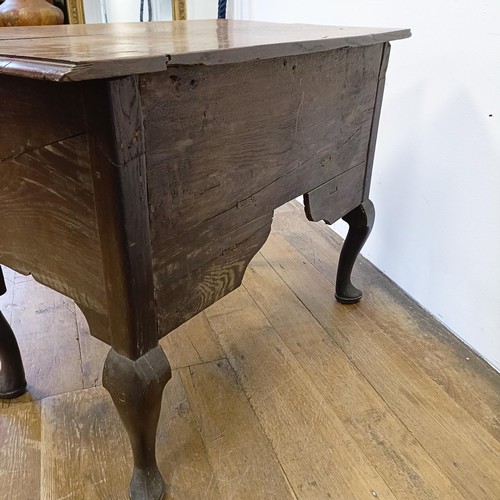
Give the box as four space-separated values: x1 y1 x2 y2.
0 20 410 82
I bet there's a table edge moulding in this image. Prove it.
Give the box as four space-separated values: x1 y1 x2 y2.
0 19 410 500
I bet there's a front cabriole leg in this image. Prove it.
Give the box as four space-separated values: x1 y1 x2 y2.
335 199 375 304
103 346 171 500
0 267 27 398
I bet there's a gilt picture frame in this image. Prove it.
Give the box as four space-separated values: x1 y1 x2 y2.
171 0 187 20
66 0 85 24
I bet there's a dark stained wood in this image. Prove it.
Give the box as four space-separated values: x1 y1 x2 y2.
83 76 156 359
363 42 391 197
142 45 385 337
0 75 84 160
0 21 410 81
0 132 109 342
0 21 412 499
142 46 381 235
156 215 273 335
0 266 26 397
303 162 366 224
335 200 375 303
102 347 171 500
3 200 500 498
0 267 5 296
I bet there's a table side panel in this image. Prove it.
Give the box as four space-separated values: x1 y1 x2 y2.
0 76 83 159
0 77 109 343
304 42 391 224
141 44 384 338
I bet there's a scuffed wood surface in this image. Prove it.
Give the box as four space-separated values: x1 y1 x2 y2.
260 230 500 499
156 215 273 336
9 278 82 402
0 38 389 351
0 131 108 337
0 75 83 160
143 46 380 235
1 205 500 498
160 311 224 370
0 401 41 499
41 388 131 499
0 135 104 308
245 251 463 498
179 360 294 498
0 74 109 343
205 286 397 499
304 162 366 224
0 20 410 81
83 76 156 358
157 370 221 499
144 45 383 337
273 201 500 442
40 377 221 499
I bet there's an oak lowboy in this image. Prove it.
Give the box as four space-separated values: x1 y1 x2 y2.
0 20 410 499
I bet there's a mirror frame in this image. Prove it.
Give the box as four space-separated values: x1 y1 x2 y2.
67 0 187 24
67 0 85 24
171 0 186 20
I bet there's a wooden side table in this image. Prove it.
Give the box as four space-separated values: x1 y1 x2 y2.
0 20 410 499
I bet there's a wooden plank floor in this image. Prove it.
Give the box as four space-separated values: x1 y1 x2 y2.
1 200 499 499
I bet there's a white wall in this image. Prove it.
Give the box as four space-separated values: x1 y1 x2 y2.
187 0 217 20
234 0 500 371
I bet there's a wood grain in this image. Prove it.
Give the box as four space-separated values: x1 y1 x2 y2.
245 251 463 499
144 45 385 338
156 216 273 336
83 76 156 359
0 401 41 499
160 311 224 370
273 201 500 441
205 287 396 499
158 370 220 499
0 73 103 336
0 75 83 160
8 277 83 402
0 132 108 343
363 42 391 197
41 387 131 499
40 374 221 499
142 46 381 235
0 21 410 81
1 205 499 498
260 232 500 499
180 360 294 498
304 162 365 224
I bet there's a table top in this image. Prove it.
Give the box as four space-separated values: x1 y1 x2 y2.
0 20 410 82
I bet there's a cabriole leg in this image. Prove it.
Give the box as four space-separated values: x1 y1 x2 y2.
0 267 27 399
335 199 375 304
103 345 171 500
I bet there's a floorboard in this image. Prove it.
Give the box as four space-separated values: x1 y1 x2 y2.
1 201 499 499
